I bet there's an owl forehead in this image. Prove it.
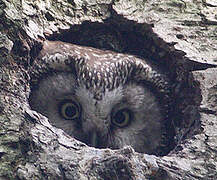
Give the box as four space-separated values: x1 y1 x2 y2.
75 60 134 92
68 43 134 64
36 41 145 79
71 44 136 70
33 41 165 99
32 44 145 99
70 47 139 91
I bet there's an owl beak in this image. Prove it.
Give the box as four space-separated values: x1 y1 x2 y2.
90 131 98 147
88 130 106 148
84 121 108 148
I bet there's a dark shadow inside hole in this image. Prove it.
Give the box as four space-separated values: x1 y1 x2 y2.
47 19 175 72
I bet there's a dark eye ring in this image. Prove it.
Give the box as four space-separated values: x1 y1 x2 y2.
112 109 132 128
59 100 80 120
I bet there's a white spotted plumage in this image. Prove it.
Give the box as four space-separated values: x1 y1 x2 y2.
29 40 172 156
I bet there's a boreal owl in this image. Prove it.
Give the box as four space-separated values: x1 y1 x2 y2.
29 40 172 155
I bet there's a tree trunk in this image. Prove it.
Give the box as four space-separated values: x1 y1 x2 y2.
0 0 216 179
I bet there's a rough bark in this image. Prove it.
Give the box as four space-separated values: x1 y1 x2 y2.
0 0 217 179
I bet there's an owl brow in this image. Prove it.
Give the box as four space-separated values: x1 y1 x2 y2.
55 94 77 101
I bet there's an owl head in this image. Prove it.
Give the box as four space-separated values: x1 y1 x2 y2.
29 41 174 155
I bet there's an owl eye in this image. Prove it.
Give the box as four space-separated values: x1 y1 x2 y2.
112 109 132 128
59 100 80 120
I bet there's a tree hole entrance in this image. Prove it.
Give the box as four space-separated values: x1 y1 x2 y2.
29 16 201 156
